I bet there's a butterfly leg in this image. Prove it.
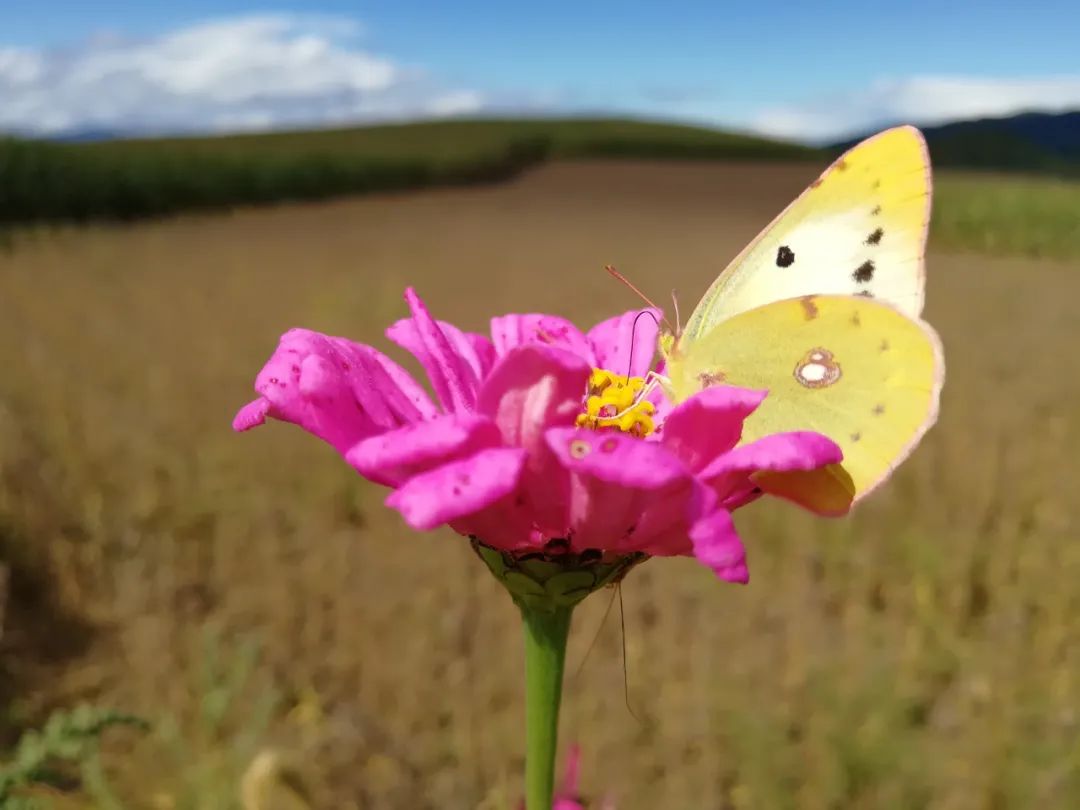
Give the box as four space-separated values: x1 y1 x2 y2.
607 370 671 422
639 370 674 405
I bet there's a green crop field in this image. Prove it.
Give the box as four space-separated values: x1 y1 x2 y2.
0 118 816 224
934 173 1080 258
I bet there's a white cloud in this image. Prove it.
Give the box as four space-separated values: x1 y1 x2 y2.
0 14 485 137
751 75 1080 143
0 48 44 84
425 90 486 117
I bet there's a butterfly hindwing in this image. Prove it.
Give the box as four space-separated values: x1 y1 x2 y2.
680 126 931 342
666 294 944 513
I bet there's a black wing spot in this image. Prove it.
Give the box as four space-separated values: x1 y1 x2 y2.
879 339 890 352
872 403 886 415
776 245 795 267
850 432 862 442
866 227 884 246
853 260 876 283
872 179 881 190
871 205 882 216
856 290 874 298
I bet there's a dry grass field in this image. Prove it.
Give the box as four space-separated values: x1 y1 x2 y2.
1 158 1079 809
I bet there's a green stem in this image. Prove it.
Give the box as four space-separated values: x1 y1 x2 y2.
521 603 574 810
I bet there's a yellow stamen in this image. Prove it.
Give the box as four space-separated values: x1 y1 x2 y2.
575 369 655 436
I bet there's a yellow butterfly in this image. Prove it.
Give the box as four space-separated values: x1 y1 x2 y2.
659 126 944 515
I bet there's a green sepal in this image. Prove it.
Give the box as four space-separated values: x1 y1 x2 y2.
471 538 646 613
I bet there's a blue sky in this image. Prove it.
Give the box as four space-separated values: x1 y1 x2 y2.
3 1 1079 140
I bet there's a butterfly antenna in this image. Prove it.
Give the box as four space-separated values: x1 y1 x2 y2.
572 584 619 681
619 584 642 724
605 265 674 333
671 289 682 335
625 309 660 380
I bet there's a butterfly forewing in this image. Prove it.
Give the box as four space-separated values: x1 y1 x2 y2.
681 126 931 343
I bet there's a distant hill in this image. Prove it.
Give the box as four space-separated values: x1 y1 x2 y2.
832 111 1080 175
5 112 1080 228
50 128 130 143
70 116 818 162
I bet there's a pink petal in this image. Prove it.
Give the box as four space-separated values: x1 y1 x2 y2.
477 346 591 534
626 477 716 559
477 345 591 453
366 347 440 421
387 313 495 396
468 332 498 378
546 427 686 487
559 745 581 798
385 447 527 530
490 313 595 363
690 509 749 583
346 414 501 487
543 427 693 553
239 328 432 454
587 308 662 379
449 499 541 552
232 398 269 431
699 431 844 505
385 288 479 413
660 386 767 472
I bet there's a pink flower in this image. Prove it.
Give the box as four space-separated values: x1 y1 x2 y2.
517 746 615 810
233 288 842 584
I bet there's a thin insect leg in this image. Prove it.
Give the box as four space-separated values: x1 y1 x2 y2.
572 585 620 680
605 370 669 422
641 369 670 392
619 584 641 724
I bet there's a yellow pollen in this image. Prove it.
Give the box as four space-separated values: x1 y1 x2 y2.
575 368 655 437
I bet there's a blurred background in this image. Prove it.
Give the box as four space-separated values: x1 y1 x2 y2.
2 2 1079 808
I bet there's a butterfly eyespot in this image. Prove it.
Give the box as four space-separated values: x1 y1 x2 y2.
853 260 876 283
776 245 795 267
865 228 884 246
794 348 841 389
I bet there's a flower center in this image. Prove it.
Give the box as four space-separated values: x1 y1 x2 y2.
575 369 655 437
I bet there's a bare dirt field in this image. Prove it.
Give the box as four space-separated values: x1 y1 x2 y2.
2 160 1078 809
